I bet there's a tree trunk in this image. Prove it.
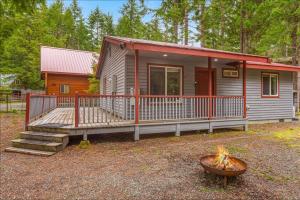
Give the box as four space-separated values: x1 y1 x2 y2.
184 6 188 45
240 0 246 53
220 0 225 49
173 0 179 43
291 24 298 65
199 1 206 47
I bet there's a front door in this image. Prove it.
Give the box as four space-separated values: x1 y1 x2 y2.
194 68 216 118
195 68 216 95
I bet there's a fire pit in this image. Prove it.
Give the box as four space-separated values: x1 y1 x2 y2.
200 146 247 187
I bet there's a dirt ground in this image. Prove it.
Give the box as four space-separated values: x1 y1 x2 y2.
0 113 300 200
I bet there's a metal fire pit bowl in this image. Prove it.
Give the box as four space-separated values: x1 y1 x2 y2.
200 155 247 187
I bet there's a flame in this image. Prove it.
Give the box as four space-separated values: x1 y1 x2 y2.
214 145 232 170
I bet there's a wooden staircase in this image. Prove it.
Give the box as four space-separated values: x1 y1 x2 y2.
5 131 69 156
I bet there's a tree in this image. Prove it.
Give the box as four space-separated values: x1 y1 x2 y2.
88 56 100 94
88 7 114 51
116 0 146 38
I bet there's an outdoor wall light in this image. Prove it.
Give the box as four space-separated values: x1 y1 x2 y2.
163 54 168 57
214 58 218 62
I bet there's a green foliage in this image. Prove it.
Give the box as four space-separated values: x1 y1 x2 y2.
88 59 100 94
116 0 147 38
0 0 299 92
79 140 91 149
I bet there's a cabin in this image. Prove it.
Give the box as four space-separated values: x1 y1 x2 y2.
5 36 300 156
41 46 97 95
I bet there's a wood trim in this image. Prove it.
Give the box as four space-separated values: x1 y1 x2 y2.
194 67 217 95
45 72 48 94
25 93 31 130
243 61 247 118
42 71 91 77
247 63 300 72
208 57 212 119
261 72 280 98
134 50 139 124
147 63 184 96
102 37 269 62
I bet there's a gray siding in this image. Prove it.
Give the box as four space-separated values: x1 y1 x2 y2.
125 56 294 121
126 55 207 95
99 44 128 117
246 69 293 121
100 44 127 95
216 65 242 96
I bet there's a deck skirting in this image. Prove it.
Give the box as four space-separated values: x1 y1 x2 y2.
33 118 247 139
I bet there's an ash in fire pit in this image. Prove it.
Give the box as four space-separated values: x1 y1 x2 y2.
200 145 247 187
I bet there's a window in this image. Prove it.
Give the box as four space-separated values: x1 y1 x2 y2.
262 73 279 97
149 65 182 95
112 75 117 94
103 77 107 95
60 84 70 94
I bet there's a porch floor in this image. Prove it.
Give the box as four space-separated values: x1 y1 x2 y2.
29 108 134 128
29 108 246 131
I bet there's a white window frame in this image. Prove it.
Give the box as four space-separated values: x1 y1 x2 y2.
262 73 279 97
148 65 183 96
60 84 70 94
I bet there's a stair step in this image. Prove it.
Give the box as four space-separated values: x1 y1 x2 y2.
5 147 56 156
28 126 69 134
20 131 69 146
11 139 63 152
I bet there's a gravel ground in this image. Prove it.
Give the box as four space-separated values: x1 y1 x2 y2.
0 113 300 200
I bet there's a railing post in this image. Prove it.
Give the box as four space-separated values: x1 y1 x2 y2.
75 93 79 127
243 60 247 118
25 93 31 130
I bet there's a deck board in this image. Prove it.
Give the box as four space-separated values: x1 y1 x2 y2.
29 108 245 129
29 108 134 128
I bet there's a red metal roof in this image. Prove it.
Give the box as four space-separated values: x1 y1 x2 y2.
41 46 98 75
104 36 270 63
97 36 300 74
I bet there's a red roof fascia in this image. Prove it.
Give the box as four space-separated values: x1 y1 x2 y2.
97 36 299 76
41 71 91 76
246 62 300 72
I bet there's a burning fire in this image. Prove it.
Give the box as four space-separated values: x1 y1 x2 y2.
214 145 233 170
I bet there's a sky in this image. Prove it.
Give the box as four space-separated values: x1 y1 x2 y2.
47 0 162 23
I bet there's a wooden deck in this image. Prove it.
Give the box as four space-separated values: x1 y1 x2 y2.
29 108 134 128
28 108 247 140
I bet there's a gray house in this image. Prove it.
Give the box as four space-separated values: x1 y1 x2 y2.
95 36 300 140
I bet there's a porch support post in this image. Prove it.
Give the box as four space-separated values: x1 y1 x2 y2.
134 126 140 141
243 60 247 119
25 92 31 130
134 49 139 124
134 49 140 140
175 123 181 136
208 57 212 120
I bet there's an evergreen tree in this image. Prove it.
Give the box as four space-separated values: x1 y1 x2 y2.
116 0 146 38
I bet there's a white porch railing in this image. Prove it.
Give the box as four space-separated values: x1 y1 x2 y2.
77 95 134 125
139 96 244 121
26 94 245 128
